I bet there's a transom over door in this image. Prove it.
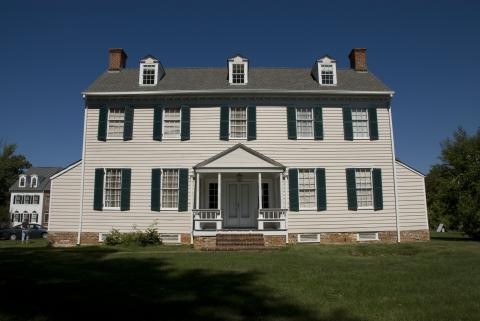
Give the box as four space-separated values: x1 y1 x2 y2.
224 182 257 228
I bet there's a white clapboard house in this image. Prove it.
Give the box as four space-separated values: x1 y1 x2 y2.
48 48 429 249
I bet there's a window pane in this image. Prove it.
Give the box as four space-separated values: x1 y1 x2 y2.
298 169 316 208
105 169 122 208
142 64 156 85
108 108 125 138
232 63 245 84
230 107 247 138
321 64 334 84
296 108 313 138
352 108 369 138
163 108 181 138
208 183 218 209
355 169 373 208
262 183 270 208
162 169 179 209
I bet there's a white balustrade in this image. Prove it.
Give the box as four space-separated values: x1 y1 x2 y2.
258 209 287 230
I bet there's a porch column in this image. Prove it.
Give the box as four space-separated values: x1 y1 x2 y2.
279 173 284 208
217 173 222 210
195 172 200 209
258 172 262 209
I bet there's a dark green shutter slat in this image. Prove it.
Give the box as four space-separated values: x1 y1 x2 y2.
220 106 229 140
178 169 189 212
372 168 383 210
97 106 108 141
153 107 163 141
120 168 131 211
289 168 299 211
151 169 161 211
123 107 134 141
181 106 191 141
343 108 353 141
93 169 104 211
247 106 256 141
346 168 357 210
316 168 326 211
314 106 324 140
368 108 379 140
287 107 297 140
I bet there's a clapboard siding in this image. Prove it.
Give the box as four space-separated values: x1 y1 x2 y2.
52 106 399 234
396 161 429 230
49 162 82 231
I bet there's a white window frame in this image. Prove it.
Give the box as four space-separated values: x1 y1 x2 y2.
298 168 317 210
296 107 314 139
316 56 337 86
352 108 370 140
103 168 122 210
355 168 374 210
320 64 335 85
106 108 125 140
228 56 248 85
19 175 26 188
162 107 182 140
297 233 321 243
30 175 38 188
229 107 248 140
139 63 159 86
160 169 180 210
357 232 379 241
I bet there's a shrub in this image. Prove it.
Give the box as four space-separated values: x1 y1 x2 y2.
103 227 162 247
104 229 122 246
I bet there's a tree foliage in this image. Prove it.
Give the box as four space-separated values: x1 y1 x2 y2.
0 141 31 224
426 128 480 239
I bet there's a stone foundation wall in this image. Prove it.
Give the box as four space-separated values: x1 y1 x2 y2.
264 235 286 247
193 236 216 250
400 229 430 242
288 229 429 244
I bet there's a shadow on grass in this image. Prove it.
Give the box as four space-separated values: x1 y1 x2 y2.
430 232 477 242
0 246 365 321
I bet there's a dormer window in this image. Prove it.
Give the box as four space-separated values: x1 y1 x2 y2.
139 55 165 86
30 175 38 188
313 55 337 86
19 175 26 188
228 55 248 85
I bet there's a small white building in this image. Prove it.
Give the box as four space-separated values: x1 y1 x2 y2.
9 167 62 227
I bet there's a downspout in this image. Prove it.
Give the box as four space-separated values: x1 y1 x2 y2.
388 105 401 243
77 104 88 245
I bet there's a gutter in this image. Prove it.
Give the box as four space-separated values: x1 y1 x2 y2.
82 89 395 96
77 107 88 245
388 106 401 243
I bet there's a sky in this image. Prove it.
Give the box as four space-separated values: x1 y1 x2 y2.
1 0 479 173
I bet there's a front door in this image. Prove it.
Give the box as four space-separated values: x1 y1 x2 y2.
224 182 256 228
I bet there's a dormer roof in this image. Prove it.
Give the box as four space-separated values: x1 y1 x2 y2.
140 55 159 63
9 167 62 192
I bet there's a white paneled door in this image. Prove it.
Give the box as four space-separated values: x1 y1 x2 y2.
224 182 257 228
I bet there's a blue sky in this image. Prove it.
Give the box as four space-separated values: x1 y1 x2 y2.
1 0 479 173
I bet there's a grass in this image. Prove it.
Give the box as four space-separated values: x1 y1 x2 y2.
0 234 479 321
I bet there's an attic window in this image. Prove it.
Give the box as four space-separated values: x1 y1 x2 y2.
232 64 245 84
228 55 248 85
315 56 337 86
142 64 156 85
138 55 163 86
321 65 334 85
30 175 38 188
19 175 26 188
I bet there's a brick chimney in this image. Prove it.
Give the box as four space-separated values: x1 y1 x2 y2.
108 48 127 71
349 48 367 71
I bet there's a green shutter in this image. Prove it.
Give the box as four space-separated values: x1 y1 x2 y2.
289 168 299 211
372 168 383 210
343 108 353 141
346 168 357 210
123 107 134 141
151 169 161 211
316 168 326 211
220 106 229 140
120 168 131 211
247 106 257 141
368 108 379 140
287 107 297 140
93 168 104 211
153 107 163 141
181 106 191 141
178 168 189 212
314 106 324 140
97 106 108 141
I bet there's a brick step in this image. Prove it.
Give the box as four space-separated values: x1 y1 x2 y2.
216 234 265 249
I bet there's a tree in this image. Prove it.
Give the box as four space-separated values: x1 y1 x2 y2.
0 141 31 224
426 128 480 239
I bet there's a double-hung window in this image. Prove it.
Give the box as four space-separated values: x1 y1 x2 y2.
321 64 334 85
142 64 156 85
232 64 245 84
33 195 40 204
24 195 32 204
352 108 369 138
107 108 125 139
355 169 373 208
162 169 179 209
230 107 247 139
31 176 38 188
104 169 122 209
298 169 316 209
296 107 314 138
19 176 26 187
163 108 181 139
14 195 23 204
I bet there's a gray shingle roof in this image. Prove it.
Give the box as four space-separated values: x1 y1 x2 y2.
9 167 63 192
84 67 392 94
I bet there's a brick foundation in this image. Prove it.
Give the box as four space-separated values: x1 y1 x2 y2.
193 236 217 250
400 229 430 242
264 235 287 247
288 229 429 244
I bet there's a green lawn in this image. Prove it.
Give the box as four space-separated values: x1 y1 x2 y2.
0 234 479 321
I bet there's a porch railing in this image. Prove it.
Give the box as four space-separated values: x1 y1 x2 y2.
258 208 287 230
193 209 222 230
